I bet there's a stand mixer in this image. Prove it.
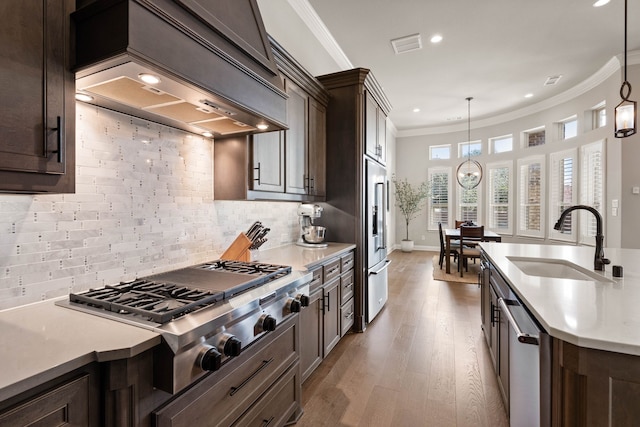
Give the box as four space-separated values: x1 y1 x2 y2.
296 204 328 248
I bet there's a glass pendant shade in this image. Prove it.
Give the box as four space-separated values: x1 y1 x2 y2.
456 97 483 189
614 95 637 138
457 158 483 189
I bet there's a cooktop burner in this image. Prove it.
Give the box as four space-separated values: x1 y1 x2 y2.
69 279 222 324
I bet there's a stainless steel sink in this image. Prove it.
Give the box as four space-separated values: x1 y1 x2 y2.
506 256 614 283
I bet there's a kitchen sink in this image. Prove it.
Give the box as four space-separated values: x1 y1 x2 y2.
506 256 614 283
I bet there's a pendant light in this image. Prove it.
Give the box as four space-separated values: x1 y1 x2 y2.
456 97 483 189
614 0 637 138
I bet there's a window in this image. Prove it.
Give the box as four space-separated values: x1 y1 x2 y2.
579 141 605 245
523 127 545 147
430 144 451 160
458 181 480 224
592 102 607 129
427 167 451 230
490 135 513 154
517 156 545 238
559 116 578 140
459 141 482 157
549 149 577 241
486 161 512 234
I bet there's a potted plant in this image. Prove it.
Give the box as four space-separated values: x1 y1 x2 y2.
391 175 430 252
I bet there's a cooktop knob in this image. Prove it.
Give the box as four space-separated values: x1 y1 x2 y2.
199 346 222 372
297 294 310 307
257 314 277 332
285 298 301 313
219 334 242 357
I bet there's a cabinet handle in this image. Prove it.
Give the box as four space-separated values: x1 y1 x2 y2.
324 293 331 312
253 162 261 185
261 416 275 427
229 358 273 396
47 116 63 163
345 311 354 319
490 301 500 327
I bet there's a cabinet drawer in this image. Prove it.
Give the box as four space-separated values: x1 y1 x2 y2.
232 364 300 427
0 375 89 426
340 251 354 272
340 298 355 337
340 270 354 306
323 258 341 282
154 315 299 427
309 267 323 293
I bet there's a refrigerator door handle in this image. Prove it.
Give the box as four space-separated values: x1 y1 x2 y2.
370 259 392 275
375 182 386 250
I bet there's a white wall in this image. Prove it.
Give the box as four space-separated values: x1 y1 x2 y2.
0 104 300 310
394 65 640 250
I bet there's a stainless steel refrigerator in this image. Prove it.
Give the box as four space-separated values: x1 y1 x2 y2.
366 158 390 323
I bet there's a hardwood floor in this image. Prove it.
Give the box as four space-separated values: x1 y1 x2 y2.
296 250 509 427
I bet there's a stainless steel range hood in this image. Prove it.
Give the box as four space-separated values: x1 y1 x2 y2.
72 0 287 137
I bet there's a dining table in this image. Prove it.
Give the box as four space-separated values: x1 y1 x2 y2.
444 228 502 274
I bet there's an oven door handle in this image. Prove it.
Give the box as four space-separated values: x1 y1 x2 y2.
498 298 540 345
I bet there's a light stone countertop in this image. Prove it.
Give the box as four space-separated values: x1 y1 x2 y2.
480 242 640 356
254 242 356 270
0 242 355 403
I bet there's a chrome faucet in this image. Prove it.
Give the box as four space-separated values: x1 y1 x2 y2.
554 205 610 271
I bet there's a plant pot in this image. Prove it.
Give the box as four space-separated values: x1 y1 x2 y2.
401 240 414 253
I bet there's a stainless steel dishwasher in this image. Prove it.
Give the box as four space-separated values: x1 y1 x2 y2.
499 298 550 427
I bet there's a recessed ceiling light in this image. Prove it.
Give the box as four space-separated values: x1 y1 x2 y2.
202 131 213 138
138 73 161 85
593 0 610 7
256 123 269 130
413 108 421 113
430 34 443 44
524 93 534 98
75 93 93 102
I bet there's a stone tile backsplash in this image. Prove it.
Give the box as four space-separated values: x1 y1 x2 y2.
0 104 299 310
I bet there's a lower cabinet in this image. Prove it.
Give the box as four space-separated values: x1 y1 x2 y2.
0 375 91 426
0 364 100 426
552 339 640 426
300 250 355 383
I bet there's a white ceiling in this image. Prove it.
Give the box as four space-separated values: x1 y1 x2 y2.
259 0 640 134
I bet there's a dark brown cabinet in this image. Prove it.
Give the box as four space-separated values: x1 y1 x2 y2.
551 339 640 426
214 38 328 202
365 92 387 165
0 0 75 193
300 250 355 383
0 364 101 426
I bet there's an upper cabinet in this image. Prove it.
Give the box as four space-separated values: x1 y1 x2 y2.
0 0 76 193
214 38 329 202
365 90 388 165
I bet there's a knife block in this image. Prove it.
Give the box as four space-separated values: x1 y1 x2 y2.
220 233 252 262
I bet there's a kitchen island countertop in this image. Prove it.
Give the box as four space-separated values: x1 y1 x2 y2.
481 242 640 356
0 242 356 404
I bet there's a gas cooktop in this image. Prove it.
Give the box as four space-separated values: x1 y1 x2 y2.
66 260 292 324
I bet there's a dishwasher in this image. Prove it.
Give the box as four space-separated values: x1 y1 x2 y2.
499 298 550 427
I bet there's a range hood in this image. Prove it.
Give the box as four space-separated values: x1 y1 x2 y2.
72 0 287 137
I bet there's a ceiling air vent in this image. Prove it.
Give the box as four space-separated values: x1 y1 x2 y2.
391 34 423 54
544 75 563 86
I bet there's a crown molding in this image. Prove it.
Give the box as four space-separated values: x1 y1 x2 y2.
287 0 353 70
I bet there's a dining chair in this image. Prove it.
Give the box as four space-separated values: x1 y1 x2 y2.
455 220 465 229
438 222 460 269
458 225 484 276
